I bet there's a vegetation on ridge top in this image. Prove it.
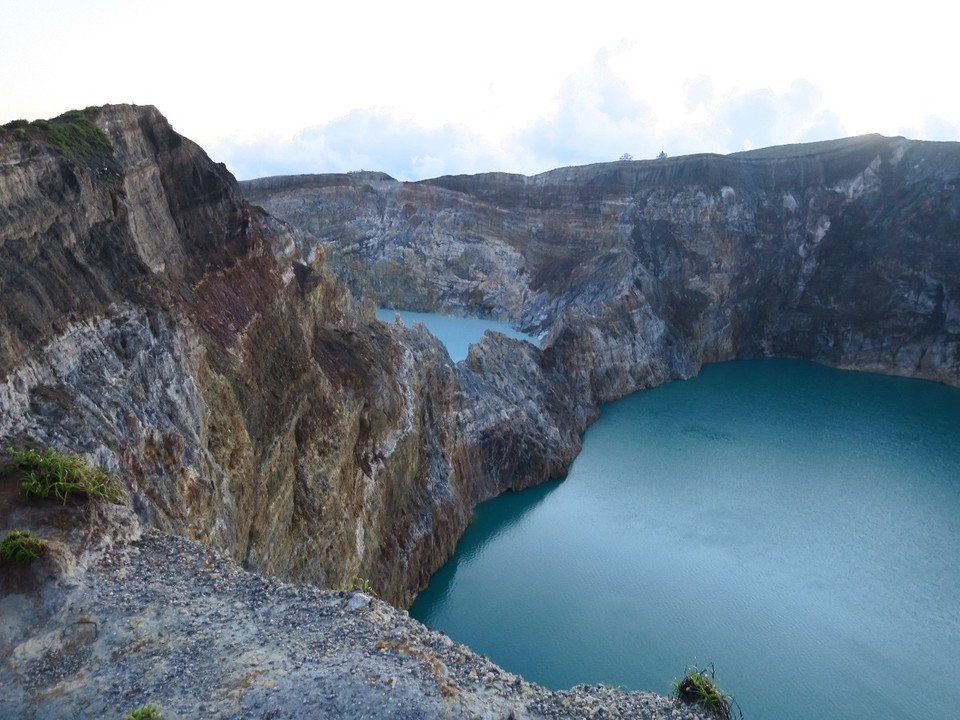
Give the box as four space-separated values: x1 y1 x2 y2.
1 108 113 163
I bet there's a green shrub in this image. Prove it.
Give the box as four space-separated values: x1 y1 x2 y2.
673 663 740 719
0 529 46 564
344 576 377 597
125 704 162 720
43 111 112 161
2 110 112 163
8 447 122 503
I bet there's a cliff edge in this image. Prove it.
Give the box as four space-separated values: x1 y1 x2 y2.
0 106 583 613
1 105 668 719
244 134 960 408
3 103 958 718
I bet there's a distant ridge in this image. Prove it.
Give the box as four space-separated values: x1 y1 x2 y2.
727 133 896 159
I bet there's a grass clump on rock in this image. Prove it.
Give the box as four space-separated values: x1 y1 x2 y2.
8 446 122 503
347 576 377 596
125 704 162 720
0 529 46 565
673 663 741 719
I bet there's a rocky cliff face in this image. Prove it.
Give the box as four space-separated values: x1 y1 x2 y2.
4 105 960 717
244 135 960 413
0 105 581 613
5 109 958 616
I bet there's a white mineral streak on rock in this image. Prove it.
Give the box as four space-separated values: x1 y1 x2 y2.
834 154 883 200
813 214 831 242
380 338 417 458
890 138 907 165
355 517 365 558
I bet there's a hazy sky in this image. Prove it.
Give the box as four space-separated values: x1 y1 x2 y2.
3 1 958 181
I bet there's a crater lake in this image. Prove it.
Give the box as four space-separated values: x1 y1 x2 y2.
411 358 960 720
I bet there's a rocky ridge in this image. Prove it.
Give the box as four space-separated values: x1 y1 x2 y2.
0 105 623 719
244 134 960 412
1 488 712 720
2 104 958 718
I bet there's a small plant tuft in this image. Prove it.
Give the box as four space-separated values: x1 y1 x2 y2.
673 663 741 719
345 576 377 597
125 704 162 720
8 447 122 503
0 529 46 565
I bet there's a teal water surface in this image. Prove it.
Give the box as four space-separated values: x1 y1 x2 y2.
375 308 536 362
410 359 960 720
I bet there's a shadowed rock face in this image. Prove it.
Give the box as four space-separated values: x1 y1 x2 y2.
3 106 958 718
244 134 960 406
0 106 581 611
4 108 958 617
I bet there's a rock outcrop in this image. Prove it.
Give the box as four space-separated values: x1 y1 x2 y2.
244 135 960 411
0 106 580 614
3 104 959 718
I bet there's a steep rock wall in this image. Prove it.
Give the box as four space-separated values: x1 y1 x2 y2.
5 108 958 609
0 106 579 607
244 135 960 410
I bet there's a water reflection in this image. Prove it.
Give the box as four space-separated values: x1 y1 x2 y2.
410 359 960 720
412 480 563 611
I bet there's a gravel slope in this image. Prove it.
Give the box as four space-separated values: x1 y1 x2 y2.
2 523 717 720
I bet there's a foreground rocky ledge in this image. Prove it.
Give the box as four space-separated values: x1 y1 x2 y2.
1 513 712 720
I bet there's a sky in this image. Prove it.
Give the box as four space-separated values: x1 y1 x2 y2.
3 0 959 181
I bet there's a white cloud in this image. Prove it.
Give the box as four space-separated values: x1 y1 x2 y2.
491 56 851 174
211 110 509 181
507 47 655 170
707 80 845 151
14 2 956 182
206 59 882 182
900 115 960 143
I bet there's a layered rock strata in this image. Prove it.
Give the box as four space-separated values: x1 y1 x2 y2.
0 106 579 614
244 135 960 409
3 104 959 717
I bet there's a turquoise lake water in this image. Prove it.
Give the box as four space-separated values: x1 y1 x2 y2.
375 308 536 362
409 356 960 720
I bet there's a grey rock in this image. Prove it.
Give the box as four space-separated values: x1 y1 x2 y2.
4 105 957 719
244 134 960 400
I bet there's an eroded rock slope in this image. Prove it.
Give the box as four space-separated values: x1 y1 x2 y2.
3 104 959 718
244 135 960 407
0 106 579 612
